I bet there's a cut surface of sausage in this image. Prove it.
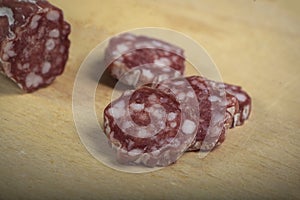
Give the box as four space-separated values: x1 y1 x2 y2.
104 33 185 87
0 0 70 92
103 86 199 167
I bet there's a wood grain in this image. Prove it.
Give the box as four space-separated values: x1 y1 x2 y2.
1 0 299 199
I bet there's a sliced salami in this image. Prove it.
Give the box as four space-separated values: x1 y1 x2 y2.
224 83 252 127
0 0 70 92
103 86 199 167
146 75 245 151
104 33 185 87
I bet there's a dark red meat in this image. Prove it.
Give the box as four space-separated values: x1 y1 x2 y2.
104 33 185 87
224 83 252 127
0 0 70 92
148 76 231 151
103 86 198 167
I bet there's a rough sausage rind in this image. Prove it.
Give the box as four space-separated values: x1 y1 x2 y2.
103 86 199 167
104 33 185 87
0 0 70 92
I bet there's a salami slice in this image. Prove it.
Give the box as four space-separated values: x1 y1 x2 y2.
0 0 70 92
148 76 231 151
224 83 251 127
103 86 199 167
104 33 185 87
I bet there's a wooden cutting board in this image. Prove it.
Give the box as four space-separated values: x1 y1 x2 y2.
1 0 299 199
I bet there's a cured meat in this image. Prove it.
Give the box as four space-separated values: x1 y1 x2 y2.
0 0 70 92
148 75 250 151
148 76 231 151
224 83 251 127
104 33 185 87
103 86 199 167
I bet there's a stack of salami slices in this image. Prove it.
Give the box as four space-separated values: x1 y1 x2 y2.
104 33 251 167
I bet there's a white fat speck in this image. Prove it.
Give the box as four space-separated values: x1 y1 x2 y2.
45 39 55 51
142 69 154 79
209 95 220 102
171 56 178 62
242 105 250 119
114 100 125 108
167 112 177 121
30 15 41 29
236 93 247 102
177 92 186 101
162 67 171 72
49 29 60 38
109 100 125 119
159 97 168 103
112 51 121 58
130 103 144 111
151 149 160 156
123 90 133 96
158 121 166 130
227 106 235 116
174 71 181 77
122 121 132 130
233 113 240 127
17 0 38 3
163 51 171 56
182 119 196 135
148 94 157 102
7 50 16 57
17 63 30 70
170 122 177 128
212 113 225 126
187 91 195 98
137 129 150 138
0 7 14 26
163 44 173 52
158 74 169 82
46 10 60 21
25 72 43 88
108 107 125 119
41 62 51 74
154 57 171 67
116 44 129 53
173 81 185 86
128 149 143 156
151 40 163 47
123 34 136 40
123 70 141 86
135 42 153 49
152 108 165 119
24 63 30 69
17 63 22 70
176 49 182 55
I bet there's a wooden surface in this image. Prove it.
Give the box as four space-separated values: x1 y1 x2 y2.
1 0 300 199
